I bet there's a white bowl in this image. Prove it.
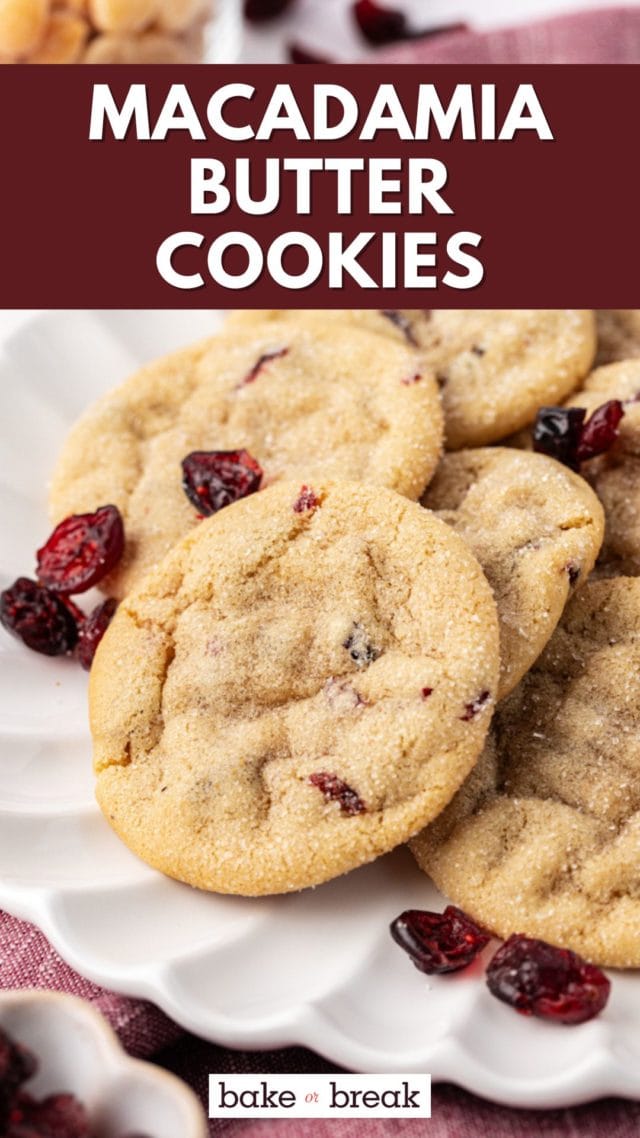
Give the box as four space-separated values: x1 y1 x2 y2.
0 989 208 1138
206 0 243 62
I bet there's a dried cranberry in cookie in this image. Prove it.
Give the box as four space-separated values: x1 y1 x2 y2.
181 450 262 516
50 317 443 598
228 309 596 448
532 401 625 469
90 481 499 896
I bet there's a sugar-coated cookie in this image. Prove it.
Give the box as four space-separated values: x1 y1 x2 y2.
90 481 500 896
421 448 604 698
565 361 640 575
412 578 640 967
596 310 640 366
50 318 443 597
227 309 596 449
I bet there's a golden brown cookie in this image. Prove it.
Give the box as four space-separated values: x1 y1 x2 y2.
596 310 640 366
565 361 640 575
227 309 596 449
421 448 604 698
90 481 500 896
50 318 443 597
412 578 640 967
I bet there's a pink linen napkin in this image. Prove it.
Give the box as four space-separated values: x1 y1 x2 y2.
4 906 640 1136
374 6 640 64
3 8 640 1136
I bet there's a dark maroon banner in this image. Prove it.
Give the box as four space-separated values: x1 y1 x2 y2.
0 64 637 307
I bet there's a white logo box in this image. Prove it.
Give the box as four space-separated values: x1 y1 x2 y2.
209 1073 431 1119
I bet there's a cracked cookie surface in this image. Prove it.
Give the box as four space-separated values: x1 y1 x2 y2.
412 578 640 967
421 448 604 698
227 309 596 449
90 481 500 896
49 317 443 598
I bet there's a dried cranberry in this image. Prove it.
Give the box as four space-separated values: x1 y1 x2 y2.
36 505 124 595
244 0 295 22
460 690 491 721
381 310 418 347
0 577 79 656
421 686 433 700
292 485 320 513
486 935 611 1024
0 1029 36 1088
309 771 366 815
353 0 466 45
532 406 586 470
288 42 333 63
576 399 625 463
353 0 408 44
391 906 490 974
77 598 118 671
0 1029 36 1129
240 346 289 386
14 1093 91 1137
181 450 263 516
533 401 625 470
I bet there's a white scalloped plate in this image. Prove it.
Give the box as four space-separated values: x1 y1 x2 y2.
0 310 639 1111
0 989 207 1137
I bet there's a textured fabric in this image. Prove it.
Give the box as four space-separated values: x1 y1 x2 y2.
375 6 640 64
3 906 640 1135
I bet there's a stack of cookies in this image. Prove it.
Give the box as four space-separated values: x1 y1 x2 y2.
50 308 640 968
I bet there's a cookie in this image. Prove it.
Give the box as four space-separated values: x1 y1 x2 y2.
564 361 640 575
90 480 500 896
49 318 443 597
421 448 604 698
412 578 640 967
227 309 596 449
596 310 640 366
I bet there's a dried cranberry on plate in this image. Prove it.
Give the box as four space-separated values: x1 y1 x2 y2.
391 906 490 974
486 934 610 1024
36 505 124 594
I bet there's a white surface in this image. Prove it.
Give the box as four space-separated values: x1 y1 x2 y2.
0 310 639 1110
238 0 634 62
0 989 208 1137
208 0 244 62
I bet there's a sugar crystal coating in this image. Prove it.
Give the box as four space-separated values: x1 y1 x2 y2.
90 481 499 896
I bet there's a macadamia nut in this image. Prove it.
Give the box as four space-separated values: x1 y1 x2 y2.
0 0 48 56
1 0 210 60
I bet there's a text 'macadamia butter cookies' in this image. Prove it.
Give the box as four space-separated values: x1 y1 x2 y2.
90 481 500 896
